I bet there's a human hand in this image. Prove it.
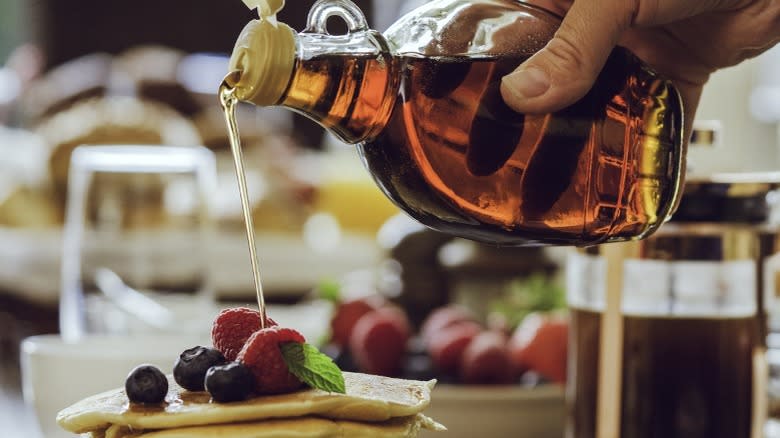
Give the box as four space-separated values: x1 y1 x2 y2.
500 0 780 137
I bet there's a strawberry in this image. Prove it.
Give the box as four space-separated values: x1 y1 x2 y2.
427 321 482 373
460 331 513 384
330 296 386 347
349 307 411 377
211 307 277 361
420 305 477 345
237 326 305 394
508 312 568 383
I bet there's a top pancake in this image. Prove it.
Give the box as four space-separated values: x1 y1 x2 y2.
59 372 436 434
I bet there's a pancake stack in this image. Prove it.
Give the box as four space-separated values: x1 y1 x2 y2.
58 372 445 437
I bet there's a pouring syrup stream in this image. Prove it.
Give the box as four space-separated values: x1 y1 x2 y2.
220 74 267 328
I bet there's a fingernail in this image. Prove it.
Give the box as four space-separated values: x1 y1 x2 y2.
503 67 550 99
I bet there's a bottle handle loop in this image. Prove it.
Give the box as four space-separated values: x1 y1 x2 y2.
305 0 368 34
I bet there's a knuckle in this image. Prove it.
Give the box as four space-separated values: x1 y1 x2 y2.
544 31 593 78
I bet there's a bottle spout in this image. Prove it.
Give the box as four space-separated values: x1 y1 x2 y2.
227 5 296 106
223 70 242 89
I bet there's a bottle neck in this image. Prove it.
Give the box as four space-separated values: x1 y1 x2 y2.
277 30 398 144
228 0 397 144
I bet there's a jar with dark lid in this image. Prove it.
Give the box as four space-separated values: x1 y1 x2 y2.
671 173 780 224
567 172 780 438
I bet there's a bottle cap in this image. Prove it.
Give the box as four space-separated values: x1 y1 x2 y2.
242 0 285 21
228 0 296 105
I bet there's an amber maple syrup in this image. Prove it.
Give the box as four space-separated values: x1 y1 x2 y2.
569 307 757 437
220 80 268 326
272 47 680 246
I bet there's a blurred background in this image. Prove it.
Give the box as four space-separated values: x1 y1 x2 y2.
0 1 779 437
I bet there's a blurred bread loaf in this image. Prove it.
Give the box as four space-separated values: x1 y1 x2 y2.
0 126 60 227
192 105 280 152
112 45 202 117
0 186 60 228
35 96 201 191
9 43 327 232
19 53 112 123
32 96 202 229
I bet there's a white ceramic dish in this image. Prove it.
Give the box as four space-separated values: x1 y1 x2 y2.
423 384 566 438
20 333 208 438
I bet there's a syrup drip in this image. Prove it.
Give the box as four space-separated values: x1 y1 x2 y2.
219 76 267 328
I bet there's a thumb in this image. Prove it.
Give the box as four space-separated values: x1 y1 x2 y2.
501 0 635 114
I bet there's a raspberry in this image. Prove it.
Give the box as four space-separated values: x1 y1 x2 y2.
211 307 277 361
237 327 306 394
508 313 568 383
428 321 482 373
460 331 512 384
349 307 411 377
420 305 476 345
330 296 385 347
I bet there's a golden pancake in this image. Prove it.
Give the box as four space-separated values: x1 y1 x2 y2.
105 424 125 438
58 372 436 434
93 414 444 438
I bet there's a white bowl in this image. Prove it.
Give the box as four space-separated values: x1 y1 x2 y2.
422 384 565 438
20 333 208 438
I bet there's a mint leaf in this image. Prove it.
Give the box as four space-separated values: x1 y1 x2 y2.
280 343 346 394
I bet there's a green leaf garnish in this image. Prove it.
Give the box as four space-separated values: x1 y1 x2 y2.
488 273 566 329
317 278 341 304
280 342 346 394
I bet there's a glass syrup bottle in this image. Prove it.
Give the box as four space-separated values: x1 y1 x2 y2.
224 0 685 246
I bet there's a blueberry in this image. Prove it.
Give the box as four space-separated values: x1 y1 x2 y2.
205 362 254 403
173 346 226 391
125 364 168 404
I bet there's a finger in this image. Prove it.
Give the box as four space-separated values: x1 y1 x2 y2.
501 0 636 114
616 27 709 136
523 0 571 16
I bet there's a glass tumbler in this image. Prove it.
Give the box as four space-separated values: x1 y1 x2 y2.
59 145 218 341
